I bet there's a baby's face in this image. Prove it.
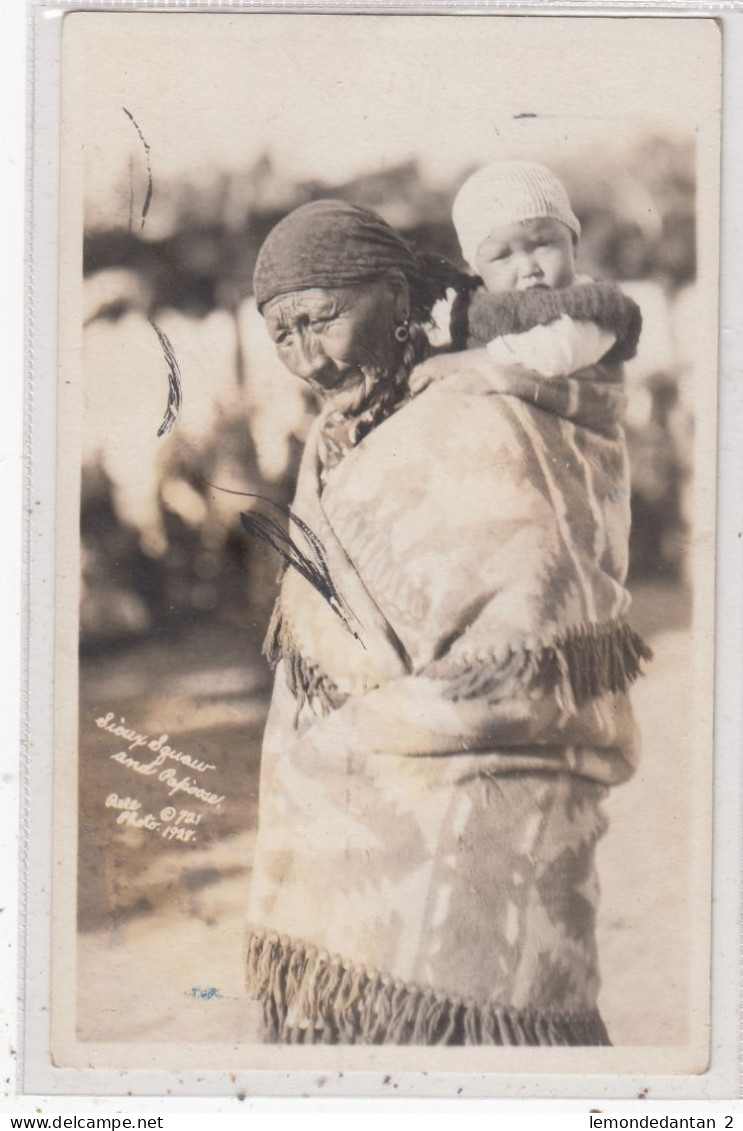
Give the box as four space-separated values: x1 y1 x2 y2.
474 217 576 293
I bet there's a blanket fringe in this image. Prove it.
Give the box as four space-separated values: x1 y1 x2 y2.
433 617 652 712
245 928 610 1047
263 599 347 718
265 602 651 719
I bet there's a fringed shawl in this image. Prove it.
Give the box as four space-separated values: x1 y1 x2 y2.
246 929 610 1047
246 281 649 1046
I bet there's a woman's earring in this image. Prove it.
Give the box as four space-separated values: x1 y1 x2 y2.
394 320 410 343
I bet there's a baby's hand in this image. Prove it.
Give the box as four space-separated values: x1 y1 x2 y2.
410 349 493 396
409 352 461 395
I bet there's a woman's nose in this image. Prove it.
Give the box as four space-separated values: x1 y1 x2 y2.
287 334 334 382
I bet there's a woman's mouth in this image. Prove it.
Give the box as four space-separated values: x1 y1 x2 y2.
308 367 369 411
308 366 360 395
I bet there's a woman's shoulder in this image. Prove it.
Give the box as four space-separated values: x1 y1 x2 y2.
408 348 500 397
350 366 537 479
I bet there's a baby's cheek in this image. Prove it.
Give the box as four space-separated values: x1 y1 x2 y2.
553 249 576 288
480 263 511 294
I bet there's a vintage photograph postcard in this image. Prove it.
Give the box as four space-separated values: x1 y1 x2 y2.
46 10 720 1087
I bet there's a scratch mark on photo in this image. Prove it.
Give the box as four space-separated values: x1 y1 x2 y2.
240 506 365 646
122 106 154 230
127 155 134 235
150 320 183 437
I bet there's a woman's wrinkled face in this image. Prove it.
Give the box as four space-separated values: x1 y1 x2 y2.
262 278 408 415
474 217 576 294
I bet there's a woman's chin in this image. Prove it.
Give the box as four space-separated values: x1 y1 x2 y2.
326 375 375 415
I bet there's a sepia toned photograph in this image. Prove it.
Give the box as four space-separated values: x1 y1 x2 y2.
48 11 720 1083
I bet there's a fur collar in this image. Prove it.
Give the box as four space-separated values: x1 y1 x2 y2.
452 280 642 363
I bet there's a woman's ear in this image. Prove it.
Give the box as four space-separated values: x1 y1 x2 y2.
384 268 411 323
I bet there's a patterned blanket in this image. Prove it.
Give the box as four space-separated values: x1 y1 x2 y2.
246 285 649 1046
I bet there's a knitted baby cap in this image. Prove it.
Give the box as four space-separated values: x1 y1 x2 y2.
452 161 581 268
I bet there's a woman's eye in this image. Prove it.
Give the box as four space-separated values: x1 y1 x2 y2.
309 317 332 331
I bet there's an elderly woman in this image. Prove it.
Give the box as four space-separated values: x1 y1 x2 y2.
244 199 648 1046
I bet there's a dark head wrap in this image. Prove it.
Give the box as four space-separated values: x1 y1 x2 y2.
253 199 467 321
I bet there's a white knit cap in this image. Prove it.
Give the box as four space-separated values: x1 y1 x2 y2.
452 160 581 268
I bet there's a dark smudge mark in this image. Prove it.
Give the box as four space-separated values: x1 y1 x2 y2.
150 319 183 437
241 504 364 645
201 481 364 642
122 106 154 230
513 112 538 119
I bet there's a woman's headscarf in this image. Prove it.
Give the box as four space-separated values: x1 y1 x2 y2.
253 199 464 321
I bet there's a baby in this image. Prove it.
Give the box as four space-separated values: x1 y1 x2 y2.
413 160 642 400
